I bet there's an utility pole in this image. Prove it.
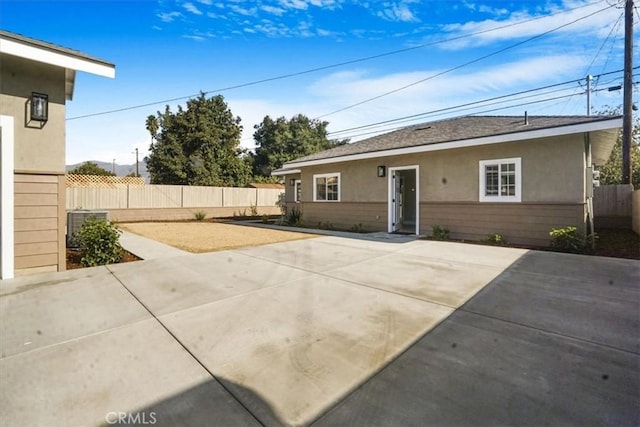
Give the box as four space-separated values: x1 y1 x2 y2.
586 74 592 115
135 148 139 177
112 159 116 174
622 0 634 184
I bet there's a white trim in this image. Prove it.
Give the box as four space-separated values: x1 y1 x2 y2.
1 115 15 279
313 172 341 202
479 157 522 203
387 165 420 235
293 179 301 202
284 118 623 169
271 168 301 176
0 38 115 78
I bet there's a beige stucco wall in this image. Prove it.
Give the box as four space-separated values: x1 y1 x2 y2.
0 54 66 173
300 134 587 205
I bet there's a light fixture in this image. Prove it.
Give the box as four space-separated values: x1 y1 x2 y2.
377 165 386 177
290 178 295 186
30 92 48 122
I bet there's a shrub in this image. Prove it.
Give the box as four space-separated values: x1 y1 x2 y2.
549 226 596 254
317 221 334 230
276 193 287 217
262 214 271 224
194 211 206 221
483 233 505 246
249 202 259 217
349 223 365 233
286 207 303 226
74 216 124 267
431 225 450 241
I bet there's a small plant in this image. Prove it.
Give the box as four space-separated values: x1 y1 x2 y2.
73 216 124 267
194 211 206 221
317 221 335 230
250 202 259 217
549 226 596 254
262 214 271 224
276 193 287 217
349 223 365 233
431 225 450 241
286 207 303 226
483 233 505 246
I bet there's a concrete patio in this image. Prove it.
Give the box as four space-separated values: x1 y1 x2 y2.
0 234 638 426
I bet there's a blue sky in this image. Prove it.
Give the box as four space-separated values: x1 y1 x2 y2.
1 0 636 166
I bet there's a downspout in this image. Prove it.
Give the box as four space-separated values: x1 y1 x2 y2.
585 132 595 250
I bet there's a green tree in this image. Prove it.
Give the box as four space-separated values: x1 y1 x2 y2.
144 93 251 186
250 114 349 177
596 106 640 188
68 161 115 176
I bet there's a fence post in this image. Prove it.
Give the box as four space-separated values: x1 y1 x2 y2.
126 184 130 209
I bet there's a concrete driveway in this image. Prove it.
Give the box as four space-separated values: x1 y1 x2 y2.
0 234 638 426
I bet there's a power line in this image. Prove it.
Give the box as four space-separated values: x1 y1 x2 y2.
325 68 635 139
67 0 606 121
315 3 616 120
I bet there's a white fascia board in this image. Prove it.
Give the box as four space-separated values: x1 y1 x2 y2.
271 169 301 176
285 118 623 169
0 38 115 78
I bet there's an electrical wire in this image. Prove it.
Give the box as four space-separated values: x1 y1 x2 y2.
314 3 616 120
67 0 607 121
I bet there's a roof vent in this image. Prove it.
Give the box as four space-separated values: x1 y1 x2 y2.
414 126 432 131
524 111 529 125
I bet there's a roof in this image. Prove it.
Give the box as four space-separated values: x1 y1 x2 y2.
0 30 115 99
276 115 622 171
248 183 285 189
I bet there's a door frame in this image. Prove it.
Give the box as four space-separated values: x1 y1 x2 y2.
387 165 419 235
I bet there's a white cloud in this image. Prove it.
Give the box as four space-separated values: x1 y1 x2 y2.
440 1 622 49
197 0 212 4
157 11 182 23
183 2 203 15
376 2 419 23
261 5 286 16
229 4 258 16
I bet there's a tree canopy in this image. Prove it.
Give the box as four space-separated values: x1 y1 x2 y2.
145 93 251 186
68 161 115 176
596 106 639 189
250 114 349 177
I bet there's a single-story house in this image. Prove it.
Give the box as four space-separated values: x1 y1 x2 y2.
0 30 115 279
273 115 622 247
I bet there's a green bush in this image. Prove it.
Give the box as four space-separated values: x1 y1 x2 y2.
483 233 505 246
74 216 124 267
262 214 271 224
194 211 206 221
249 202 259 217
349 223 365 233
431 225 450 241
549 226 596 254
286 207 303 226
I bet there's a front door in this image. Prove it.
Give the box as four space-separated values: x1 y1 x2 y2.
389 166 419 234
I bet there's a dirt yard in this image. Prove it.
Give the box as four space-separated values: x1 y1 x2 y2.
118 221 318 253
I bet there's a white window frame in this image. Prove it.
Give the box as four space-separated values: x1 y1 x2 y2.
293 179 301 202
313 172 341 202
479 157 521 203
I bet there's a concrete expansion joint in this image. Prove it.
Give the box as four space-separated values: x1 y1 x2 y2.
459 308 639 356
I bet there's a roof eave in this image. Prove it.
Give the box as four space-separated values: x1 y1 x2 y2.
284 117 624 169
271 168 301 176
0 36 116 81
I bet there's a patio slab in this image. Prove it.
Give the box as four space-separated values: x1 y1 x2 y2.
0 319 258 426
0 266 149 358
158 275 453 426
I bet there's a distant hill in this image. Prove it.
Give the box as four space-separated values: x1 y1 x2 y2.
66 160 150 181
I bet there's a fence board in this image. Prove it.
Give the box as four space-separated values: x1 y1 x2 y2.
593 184 633 217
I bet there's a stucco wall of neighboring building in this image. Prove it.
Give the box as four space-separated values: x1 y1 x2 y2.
291 133 588 246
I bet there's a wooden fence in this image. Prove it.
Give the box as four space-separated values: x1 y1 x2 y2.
593 184 633 229
66 184 283 210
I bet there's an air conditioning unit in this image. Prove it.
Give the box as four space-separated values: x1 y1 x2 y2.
66 210 109 247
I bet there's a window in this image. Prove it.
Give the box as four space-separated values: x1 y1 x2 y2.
294 180 301 202
479 158 521 202
313 173 340 202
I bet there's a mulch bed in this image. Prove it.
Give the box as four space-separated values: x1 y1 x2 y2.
66 248 141 270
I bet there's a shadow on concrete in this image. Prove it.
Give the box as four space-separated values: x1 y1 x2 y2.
312 250 640 426
97 378 279 427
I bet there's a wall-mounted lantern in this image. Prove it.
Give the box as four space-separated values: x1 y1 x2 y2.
377 165 386 177
30 92 48 122
290 178 296 186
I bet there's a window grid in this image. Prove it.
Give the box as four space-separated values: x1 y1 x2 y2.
313 173 340 202
479 158 521 203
